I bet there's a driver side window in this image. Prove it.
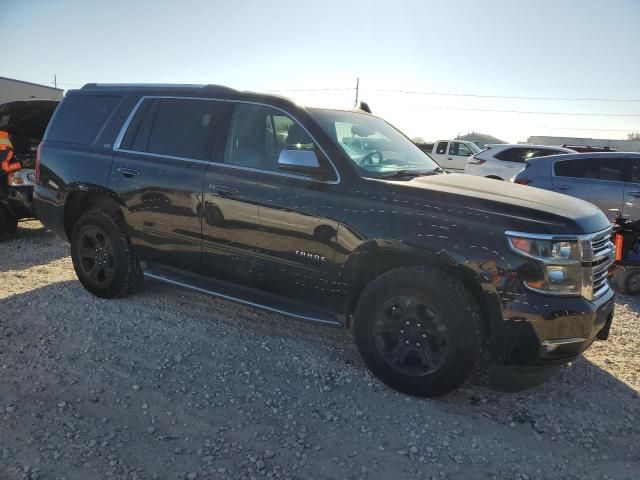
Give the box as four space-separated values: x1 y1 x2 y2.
225 104 315 173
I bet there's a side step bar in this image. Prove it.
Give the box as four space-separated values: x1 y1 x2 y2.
143 270 343 328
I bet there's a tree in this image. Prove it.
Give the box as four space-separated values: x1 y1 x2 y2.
628 132 640 141
412 136 425 144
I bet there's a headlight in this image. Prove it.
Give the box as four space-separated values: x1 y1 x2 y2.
507 234 582 296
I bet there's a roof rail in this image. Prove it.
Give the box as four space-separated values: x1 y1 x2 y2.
80 83 211 90
203 84 237 92
80 83 238 91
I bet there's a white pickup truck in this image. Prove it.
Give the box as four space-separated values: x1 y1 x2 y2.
426 140 482 173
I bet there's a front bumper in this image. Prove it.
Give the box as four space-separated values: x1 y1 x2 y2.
490 287 615 366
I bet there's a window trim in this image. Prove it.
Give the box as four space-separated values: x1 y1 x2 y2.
113 95 341 185
552 156 630 184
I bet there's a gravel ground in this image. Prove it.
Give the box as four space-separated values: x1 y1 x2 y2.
1 220 639 480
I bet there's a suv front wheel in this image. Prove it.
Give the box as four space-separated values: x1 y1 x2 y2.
70 210 143 298
354 266 482 397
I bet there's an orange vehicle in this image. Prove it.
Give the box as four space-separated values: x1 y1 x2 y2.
0 99 58 237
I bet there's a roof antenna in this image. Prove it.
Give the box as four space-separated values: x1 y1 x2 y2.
359 101 372 114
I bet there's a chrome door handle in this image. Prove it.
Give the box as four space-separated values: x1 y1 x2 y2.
116 167 140 177
208 184 238 195
556 185 573 191
627 191 640 198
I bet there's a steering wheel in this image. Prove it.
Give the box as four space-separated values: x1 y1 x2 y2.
360 150 384 167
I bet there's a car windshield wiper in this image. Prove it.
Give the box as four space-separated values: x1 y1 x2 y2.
376 168 443 179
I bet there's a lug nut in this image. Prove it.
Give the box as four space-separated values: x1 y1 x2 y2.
422 333 427 338
400 329 405 334
405 340 410 344
416 342 421 347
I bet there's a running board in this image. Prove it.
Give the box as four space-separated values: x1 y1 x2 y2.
143 269 342 327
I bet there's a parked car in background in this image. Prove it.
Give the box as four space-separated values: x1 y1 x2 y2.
513 152 640 219
465 144 575 180
35 84 615 397
428 139 482 173
0 99 58 237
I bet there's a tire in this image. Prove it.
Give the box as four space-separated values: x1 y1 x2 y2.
354 266 482 397
70 209 143 298
615 269 640 296
0 206 18 240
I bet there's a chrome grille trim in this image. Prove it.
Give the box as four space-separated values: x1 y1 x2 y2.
582 226 614 300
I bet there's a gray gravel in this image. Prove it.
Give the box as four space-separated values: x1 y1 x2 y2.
1 220 639 480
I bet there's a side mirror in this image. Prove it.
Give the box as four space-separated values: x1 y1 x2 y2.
277 149 321 175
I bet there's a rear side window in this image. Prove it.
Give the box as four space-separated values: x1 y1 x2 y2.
120 98 222 160
495 148 526 163
47 95 121 145
435 141 448 154
554 158 629 182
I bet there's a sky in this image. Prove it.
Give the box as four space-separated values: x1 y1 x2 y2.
4 0 640 143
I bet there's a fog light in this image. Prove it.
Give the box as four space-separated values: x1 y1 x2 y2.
547 266 566 283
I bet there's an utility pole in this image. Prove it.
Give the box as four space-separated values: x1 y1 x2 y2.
54 74 57 89
354 77 359 107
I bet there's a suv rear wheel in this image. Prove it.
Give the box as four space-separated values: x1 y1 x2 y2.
70 210 143 298
354 266 481 397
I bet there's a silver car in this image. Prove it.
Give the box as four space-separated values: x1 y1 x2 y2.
513 152 640 218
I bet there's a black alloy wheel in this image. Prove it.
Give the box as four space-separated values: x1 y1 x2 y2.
76 226 115 286
372 296 448 376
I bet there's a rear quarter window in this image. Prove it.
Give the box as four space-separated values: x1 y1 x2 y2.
46 95 122 145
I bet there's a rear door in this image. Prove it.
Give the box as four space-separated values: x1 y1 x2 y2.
431 141 449 165
110 97 220 270
552 156 626 213
495 147 528 178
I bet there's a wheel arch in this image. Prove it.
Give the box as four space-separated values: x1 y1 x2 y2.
63 184 126 240
342 243 495 341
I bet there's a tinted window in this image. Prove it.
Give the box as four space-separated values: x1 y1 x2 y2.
225 104 318 174
47 95 121 145
495 148 526 163
147 99 217 160
449 142 473 156
436 141 448 154
554 157 629 182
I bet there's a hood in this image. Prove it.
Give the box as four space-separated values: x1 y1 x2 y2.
386 173 610 235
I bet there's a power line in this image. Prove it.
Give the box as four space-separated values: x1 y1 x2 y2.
532 126 636 133
376 88 640 103
403 104 640 117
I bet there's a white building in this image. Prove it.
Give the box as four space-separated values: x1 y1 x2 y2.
0 76 63 105
527 135 640 152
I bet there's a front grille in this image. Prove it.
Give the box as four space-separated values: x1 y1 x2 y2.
583 227 614 300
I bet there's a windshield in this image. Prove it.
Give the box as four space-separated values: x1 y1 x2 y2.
468 142 482 154
311 109 440 178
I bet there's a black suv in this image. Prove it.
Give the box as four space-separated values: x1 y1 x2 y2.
35 84 615 396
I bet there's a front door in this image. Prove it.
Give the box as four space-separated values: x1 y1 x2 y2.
446 141 473 172
110 97 220 270
201 102 343 311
